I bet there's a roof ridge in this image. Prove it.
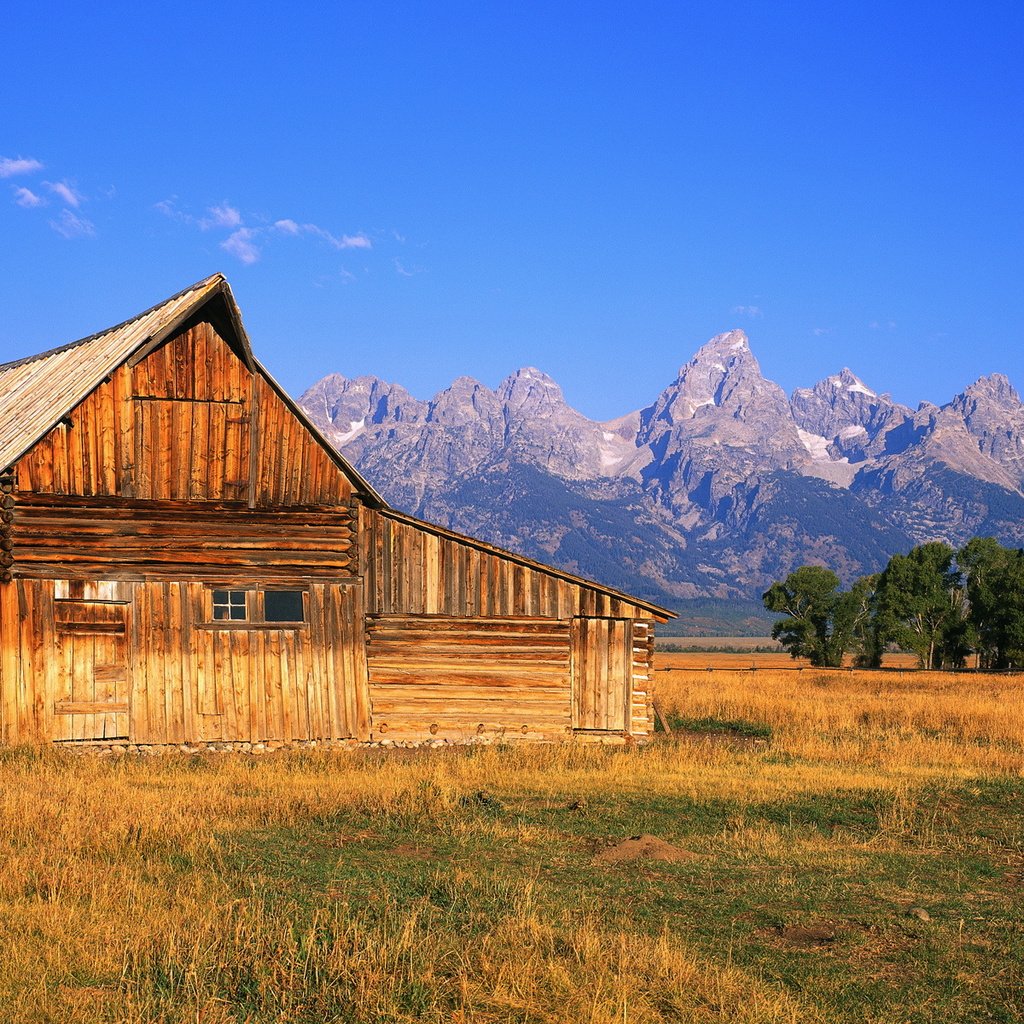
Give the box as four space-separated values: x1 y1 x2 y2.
0 273 224 373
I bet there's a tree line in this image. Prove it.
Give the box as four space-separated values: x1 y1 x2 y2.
762 538 1024 670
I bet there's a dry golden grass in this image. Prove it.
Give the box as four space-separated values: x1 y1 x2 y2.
1 663 1022 1022
653 662 1024 775
0 745 817 1024
656 650 920 670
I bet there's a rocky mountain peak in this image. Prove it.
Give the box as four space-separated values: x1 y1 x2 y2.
790 367 910 466
496 366 566 411
678 329 753 379
298 372 426 448
958 373 1020 408
947 374 1024 484
427 376 501 425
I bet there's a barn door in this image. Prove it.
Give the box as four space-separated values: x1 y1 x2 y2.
53 582 131 740
571 618 631 732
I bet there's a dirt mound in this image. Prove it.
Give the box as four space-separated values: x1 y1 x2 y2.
593 834 696 864
778 923 836 947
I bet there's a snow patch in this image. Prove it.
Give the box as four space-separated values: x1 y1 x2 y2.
798 429 834 461
597 430 636 474
336 417 366 443
847 381 876 397
840 424 867 439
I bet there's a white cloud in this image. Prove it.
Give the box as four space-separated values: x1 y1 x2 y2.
221 227 260 264
274 219 372 250
13 186 44 208
49 209 95 238
154 197 184 220
44 180 83 207
337 233 371 250
812 327 833 337
868 320 897 331
160 199 375 267
732 305 763 318
394 258 425 277
204 204 242 229
0 156 43 178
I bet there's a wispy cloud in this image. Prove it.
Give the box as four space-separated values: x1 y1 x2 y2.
394 258 425 277
0 156 43 178
158 198 382 268
44 180 83 207
203 204 242 229
221 228 261 265
49 209 95 238
812 327 833 337
13 186 44 208
732 305 763 318
868 320 897 331
274 219 372 250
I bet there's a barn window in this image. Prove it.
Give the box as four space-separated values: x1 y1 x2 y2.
212 589 248 621
204 587 307 628
263 590 305 622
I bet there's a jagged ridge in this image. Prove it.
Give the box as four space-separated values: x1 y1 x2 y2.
298 331 1024 612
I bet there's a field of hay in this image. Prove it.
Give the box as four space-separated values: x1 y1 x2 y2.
1 660 1022 1023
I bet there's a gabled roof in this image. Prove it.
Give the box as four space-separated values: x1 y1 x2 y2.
0 273 385 505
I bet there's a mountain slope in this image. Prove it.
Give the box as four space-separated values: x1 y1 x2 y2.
298 332 1024 613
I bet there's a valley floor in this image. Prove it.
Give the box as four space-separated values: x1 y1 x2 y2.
1 664 1022 1023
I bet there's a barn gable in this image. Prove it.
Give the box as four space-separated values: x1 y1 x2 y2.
0 274 381 507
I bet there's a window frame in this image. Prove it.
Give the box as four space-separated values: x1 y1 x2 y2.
201 586 308 630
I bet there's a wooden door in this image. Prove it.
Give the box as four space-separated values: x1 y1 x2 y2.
571 617 631 732
53 587 131 740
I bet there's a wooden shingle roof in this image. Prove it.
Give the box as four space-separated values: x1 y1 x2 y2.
0 275 230 472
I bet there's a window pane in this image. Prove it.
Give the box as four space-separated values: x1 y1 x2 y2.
264 590 305 622
213 589 248 621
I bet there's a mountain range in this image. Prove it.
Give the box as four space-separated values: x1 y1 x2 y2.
298 331 1024 629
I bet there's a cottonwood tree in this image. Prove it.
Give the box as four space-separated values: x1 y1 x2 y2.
762 565 857 667
959 537 1024 669
875 542 969 669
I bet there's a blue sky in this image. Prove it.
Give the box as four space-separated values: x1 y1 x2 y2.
2 2 1021 419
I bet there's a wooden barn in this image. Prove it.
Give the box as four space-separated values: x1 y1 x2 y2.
0 275 671 747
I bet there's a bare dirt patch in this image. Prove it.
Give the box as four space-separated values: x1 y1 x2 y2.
593 834 697 865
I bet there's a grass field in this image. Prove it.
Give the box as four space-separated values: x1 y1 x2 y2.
2 661 1022 1023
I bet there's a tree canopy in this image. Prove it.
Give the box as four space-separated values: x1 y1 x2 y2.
763 537 1024 670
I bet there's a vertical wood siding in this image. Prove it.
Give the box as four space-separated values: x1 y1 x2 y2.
571 618 631 732
0 578 369 744
359 507 655 621
13 321 358 507
129 581 367 744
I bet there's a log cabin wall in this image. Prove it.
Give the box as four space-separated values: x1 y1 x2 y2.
360 507 657 742
1 318 371 745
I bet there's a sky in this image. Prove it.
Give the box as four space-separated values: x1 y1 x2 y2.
2 1 1022 420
